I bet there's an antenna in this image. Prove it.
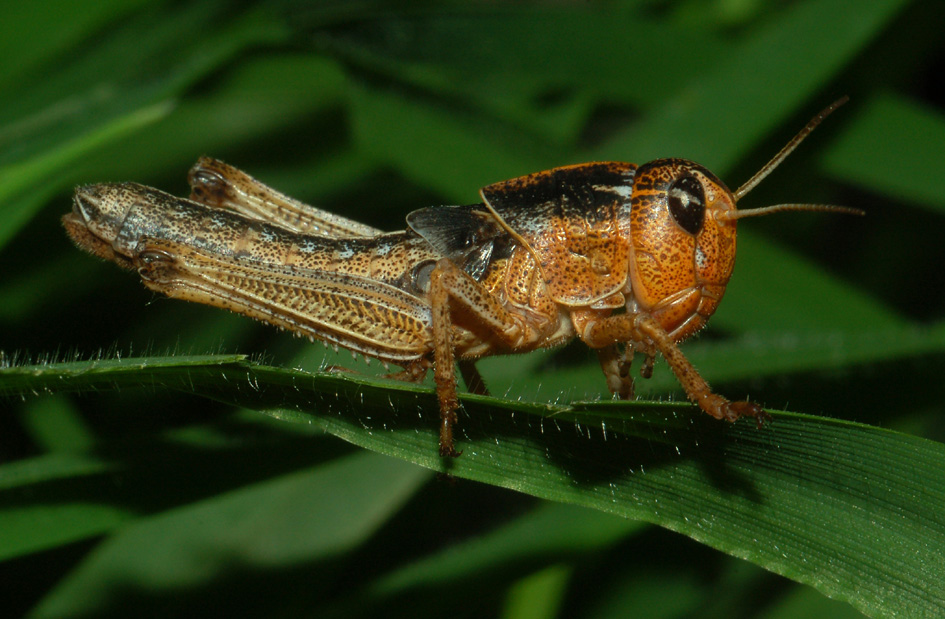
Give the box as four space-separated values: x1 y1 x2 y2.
718 97 864 222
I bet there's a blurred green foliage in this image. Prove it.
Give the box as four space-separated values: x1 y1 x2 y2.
1 0 944 616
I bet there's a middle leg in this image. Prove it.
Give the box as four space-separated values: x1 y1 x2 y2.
428 258 553 457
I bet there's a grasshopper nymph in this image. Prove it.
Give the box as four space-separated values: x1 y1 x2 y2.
64 99 862 457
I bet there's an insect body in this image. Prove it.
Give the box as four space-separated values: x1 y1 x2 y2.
63 99 862 457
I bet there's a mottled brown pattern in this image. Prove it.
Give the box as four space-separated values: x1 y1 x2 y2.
627 159 737 341
480 162 636 306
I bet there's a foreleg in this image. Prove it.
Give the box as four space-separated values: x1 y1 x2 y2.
582 312 767 423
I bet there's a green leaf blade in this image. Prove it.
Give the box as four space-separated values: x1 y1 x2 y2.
4 356 943 616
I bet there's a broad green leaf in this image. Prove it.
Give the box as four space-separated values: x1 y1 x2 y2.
2 355 944 617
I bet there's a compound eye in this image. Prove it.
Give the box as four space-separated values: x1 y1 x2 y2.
667 174 706 235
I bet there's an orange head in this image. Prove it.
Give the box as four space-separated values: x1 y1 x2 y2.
627 158 738 341
625 97 863 342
